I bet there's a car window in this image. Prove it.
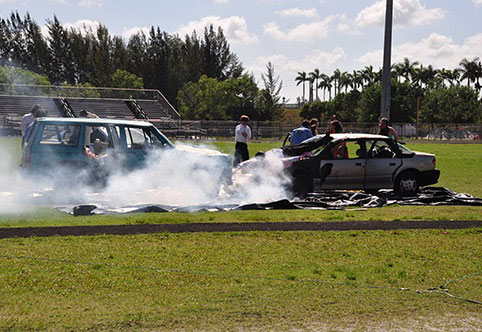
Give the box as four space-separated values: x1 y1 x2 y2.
124 126 168 149
85 126 113 145
329 140 364 159
367 140 397 158
39 124 80 146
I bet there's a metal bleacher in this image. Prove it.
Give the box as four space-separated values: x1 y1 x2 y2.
0 95 61 119
0 84 181 134
67 98 135 119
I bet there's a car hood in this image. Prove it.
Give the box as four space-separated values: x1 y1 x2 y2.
175 144 229 157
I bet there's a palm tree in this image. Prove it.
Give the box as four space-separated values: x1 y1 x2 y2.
331 69 342 97
339 72 353 93
392 63 404 83
352 70 364 91
398 57 419 83
437 68 455 88
423 65 437 90
318 74 333 101
475 60 482 93
309 69 321 100
362 65 376 86
295 71 308 103
459 57 480 88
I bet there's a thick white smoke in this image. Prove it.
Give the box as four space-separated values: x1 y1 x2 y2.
0 141 290 213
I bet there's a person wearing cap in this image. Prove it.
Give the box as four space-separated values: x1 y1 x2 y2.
234 115 252 166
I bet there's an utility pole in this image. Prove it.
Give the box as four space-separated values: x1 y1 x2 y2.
380 0 393 120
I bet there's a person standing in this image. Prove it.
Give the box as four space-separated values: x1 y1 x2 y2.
234 115 252 166
21 105 40 143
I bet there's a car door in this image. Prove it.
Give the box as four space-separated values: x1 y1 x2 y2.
320 140 366 190
364 139 403 189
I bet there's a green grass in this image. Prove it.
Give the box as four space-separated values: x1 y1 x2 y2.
1 137 482 330
1 229 481 331
0 138 481 228
1 205 482 228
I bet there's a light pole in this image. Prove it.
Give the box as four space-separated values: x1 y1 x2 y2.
380 0 393 120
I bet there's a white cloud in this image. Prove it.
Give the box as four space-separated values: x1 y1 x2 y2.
336 14 361 35
47 0 68 4
356 32 482 69
122 26 150 39
248 48 347 100
263 16 334 42
214 0 229 3
41 19 100 37
355 0 445 27
177 16 258 45
473 0 482 5
275 7 318 19
78 0 103 8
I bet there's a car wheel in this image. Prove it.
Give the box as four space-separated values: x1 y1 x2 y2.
395 171 419 195
292 170 313 199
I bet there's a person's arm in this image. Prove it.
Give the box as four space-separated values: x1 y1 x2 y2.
235 125 241 141
390 127 399 141
247 127 252 140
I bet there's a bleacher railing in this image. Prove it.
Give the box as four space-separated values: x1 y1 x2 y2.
0 83 180 120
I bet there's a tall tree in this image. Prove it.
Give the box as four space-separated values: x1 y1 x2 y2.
46 15 74 84
202 25 242 80
459 57 480 88
309 69 321 100
258 62 283 121
295 71 307 103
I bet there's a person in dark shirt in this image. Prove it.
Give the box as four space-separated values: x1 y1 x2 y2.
377 117 398 140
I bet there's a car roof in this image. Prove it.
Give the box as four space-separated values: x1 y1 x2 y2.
329 133 392 140
35 117 153 127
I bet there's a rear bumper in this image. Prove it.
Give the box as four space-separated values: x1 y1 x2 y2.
419 170 440 186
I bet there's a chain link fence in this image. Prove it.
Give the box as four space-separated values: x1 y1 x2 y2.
155 120 482 141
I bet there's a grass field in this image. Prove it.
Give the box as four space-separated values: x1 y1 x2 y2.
0 137 481 228
0 136 482 331
1 230 481 331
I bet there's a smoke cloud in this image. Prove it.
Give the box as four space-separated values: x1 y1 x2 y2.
0 141 290 214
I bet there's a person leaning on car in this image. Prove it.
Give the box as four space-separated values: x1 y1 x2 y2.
378 117 398 141
290 120 313 145
234 115 252 166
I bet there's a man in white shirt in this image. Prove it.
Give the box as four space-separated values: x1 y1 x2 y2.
21 105 41 145
234 115 252 166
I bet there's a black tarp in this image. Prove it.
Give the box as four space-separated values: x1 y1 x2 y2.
58 187 482 216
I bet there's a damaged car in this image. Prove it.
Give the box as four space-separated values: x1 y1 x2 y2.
236 133 440 197
21 118 232 193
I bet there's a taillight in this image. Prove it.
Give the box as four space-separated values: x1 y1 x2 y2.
432 158 436 167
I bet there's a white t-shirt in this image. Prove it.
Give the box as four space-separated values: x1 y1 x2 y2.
235 124 251 143
21 113 35 134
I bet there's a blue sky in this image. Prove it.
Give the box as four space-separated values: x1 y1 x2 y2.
1 0 481 101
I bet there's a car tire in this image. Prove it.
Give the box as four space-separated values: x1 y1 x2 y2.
395 171 419 195
292 170 313 199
